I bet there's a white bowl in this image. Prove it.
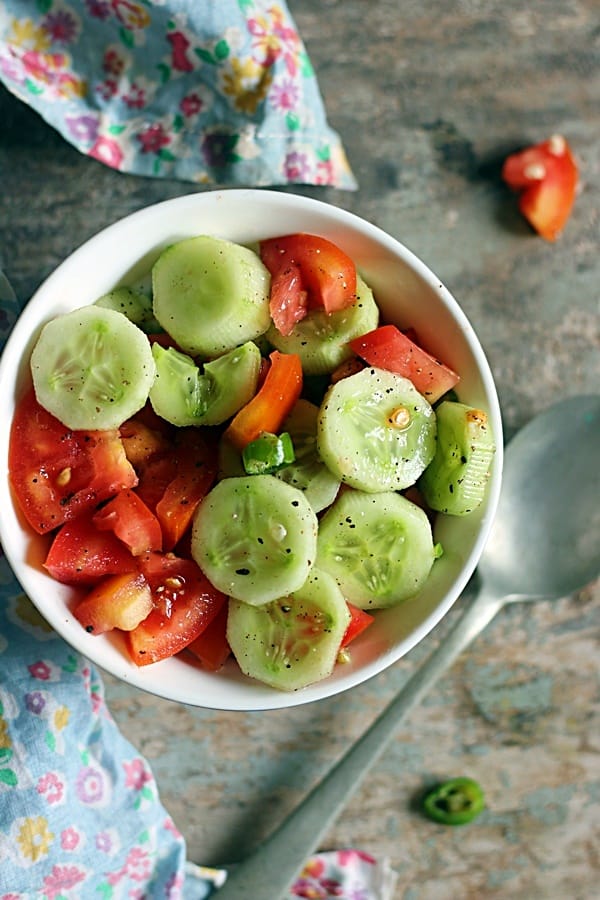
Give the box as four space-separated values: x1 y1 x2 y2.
0 189 502 711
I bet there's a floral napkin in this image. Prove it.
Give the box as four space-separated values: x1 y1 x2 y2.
0 0 357 189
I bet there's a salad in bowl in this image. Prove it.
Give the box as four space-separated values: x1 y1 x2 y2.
0 190 502 710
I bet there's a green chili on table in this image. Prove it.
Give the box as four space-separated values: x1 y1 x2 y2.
422 777 485 825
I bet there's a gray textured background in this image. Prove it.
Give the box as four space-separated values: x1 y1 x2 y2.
1 1 599 897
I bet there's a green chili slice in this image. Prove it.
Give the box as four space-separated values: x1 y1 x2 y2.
422 777 485 825
242 431 295 475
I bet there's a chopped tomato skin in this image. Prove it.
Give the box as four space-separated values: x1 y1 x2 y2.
349 325 459 403
44 512 138 584
93 489 163 556
186 601 231 671
502 135 578 241
260 233 357 335
223 351 303 451
341 603 375 647
74 572 153 634
126 554 227 666
9 389 137 534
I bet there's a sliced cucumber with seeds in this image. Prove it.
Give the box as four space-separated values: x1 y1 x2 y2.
266 275 379 375
30 306 155 430
227 568 351 691
317 367 436 492
419 400 496 516
275 399 341 512
152 235 271 358
95 286 162 334
149 340 261 427
191 475 318 605
317 489 436 609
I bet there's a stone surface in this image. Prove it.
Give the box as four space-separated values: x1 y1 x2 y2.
1 1 599 897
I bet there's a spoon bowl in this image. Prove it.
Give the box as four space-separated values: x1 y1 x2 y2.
216 393 600 900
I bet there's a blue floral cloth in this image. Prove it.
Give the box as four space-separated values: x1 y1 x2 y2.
0 0 356 189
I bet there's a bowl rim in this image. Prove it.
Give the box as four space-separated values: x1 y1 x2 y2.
0 188 503 710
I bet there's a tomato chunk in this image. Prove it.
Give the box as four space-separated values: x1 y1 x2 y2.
93 490 163 556
126 553 226 666
74 572 153 635
9 389 137 534
260 233 357 335
349 325 459 403
44 512 137 584
223 351 303 451
186 601 231 671
341 603 375 648
501 135 578 241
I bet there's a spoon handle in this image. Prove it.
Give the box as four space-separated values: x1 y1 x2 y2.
215 586 504 900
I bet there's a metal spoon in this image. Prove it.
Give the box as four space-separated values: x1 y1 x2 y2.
216 394 600 900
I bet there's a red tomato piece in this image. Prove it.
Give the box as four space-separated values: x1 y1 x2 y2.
74 572 153 635
186 601 231 671
119 415 173 469
501 135 578 241
44 512 137 584
155 429 218 551
9 389 137 534
349 325 460 403
260 233 357 334
93 490 163 556
341 603 375 648
126 553 227 666
223 350 303 451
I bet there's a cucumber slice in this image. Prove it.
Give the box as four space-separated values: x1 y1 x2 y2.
419 400 496 516
316 489 436 609
152 235 271 358
275 399 341 512
149 340 261 427
317 367 436 492
30 306 155 430
266 275 379 375
95 286 162 334
226 568 351 691
191 475 318 605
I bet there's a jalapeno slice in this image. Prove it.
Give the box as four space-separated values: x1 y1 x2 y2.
422 777 485 825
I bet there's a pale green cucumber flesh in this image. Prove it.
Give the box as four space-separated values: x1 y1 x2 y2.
191 475 318 605
201 341 261 425
152 235 271 358
316 489 436 609
30 306 155 430
317 367 436 492
266 275 379 375
275 399 341 512
95 286 162 334
419 400 496 516
226 568 351 691
149 344 211 426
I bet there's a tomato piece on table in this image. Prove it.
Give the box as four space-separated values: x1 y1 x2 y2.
260 233 357 335
349 325 460 404
223 350 303 451
74 572 153 635
341 603 375 648
9 389 137 534
93 489 163 556
501 134 578 241
155 428 218 551
186 601 231 671
44 512 137 584
126 553 227 666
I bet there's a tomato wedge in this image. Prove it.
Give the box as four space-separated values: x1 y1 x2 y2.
44 512 138 584
501 135 578 241
260 233 357 335
341 603 375 648
126 553 226 666
9 389 137 534
186 601 231 671
349 325 459 403
74 572 153 634
93 490 163 556
223 351 303 451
